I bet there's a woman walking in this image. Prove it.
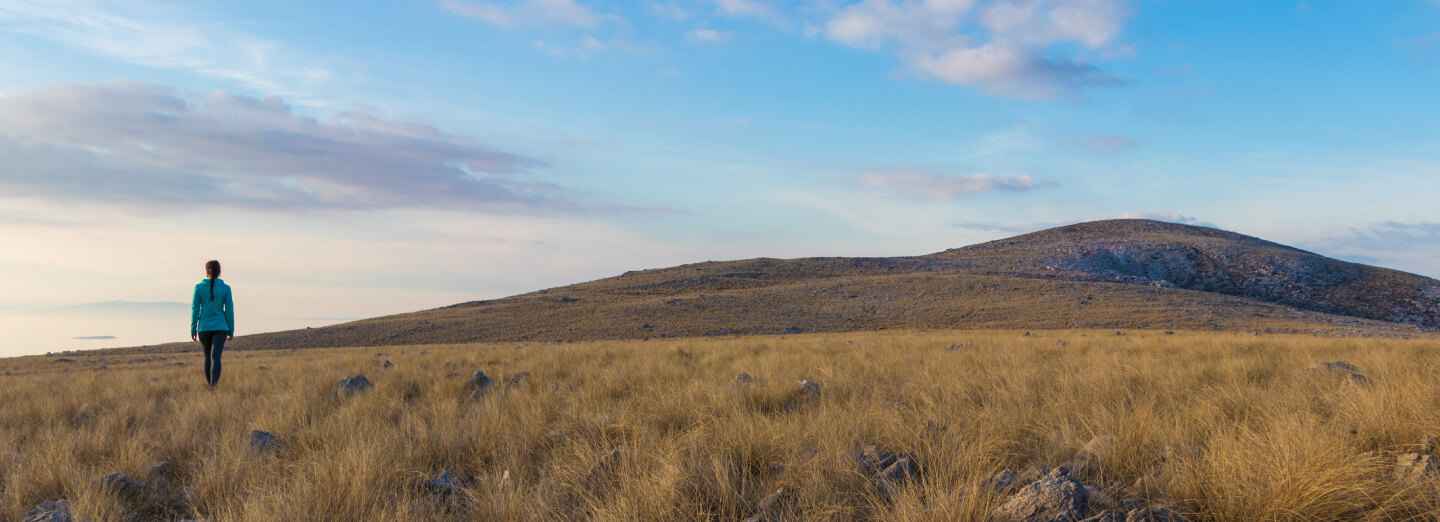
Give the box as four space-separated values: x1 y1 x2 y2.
191 260 235 389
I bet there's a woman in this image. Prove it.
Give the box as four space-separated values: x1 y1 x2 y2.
191 260 235 389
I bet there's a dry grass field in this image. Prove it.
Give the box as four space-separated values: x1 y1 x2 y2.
5 330 1440 521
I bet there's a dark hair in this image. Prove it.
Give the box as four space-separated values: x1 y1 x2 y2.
206 260 221 298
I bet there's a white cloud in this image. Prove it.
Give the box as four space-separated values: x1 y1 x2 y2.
858 164 1052 199
711 0 789 27
687 24 733 43
0 0 330 97
440 0 604 28
533 34 609 57
0 81 625 214
651 1 690 20
824 0 1133 99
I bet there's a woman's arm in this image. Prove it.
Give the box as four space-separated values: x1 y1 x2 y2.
190 285 201 341
225 287 236 338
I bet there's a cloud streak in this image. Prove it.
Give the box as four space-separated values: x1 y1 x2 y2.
858 165 1052 199
824 0 1133 99
439 0 605 28
0 81 602 214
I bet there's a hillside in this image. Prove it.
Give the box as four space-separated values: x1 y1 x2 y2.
110 220 1438 354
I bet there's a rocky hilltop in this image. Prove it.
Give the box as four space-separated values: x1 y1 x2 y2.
115 219 1438 353
933 220 1440 328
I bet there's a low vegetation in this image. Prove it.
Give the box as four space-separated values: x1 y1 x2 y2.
4 330 1440 520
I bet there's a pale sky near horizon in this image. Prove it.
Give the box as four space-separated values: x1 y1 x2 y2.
2 0 1438 357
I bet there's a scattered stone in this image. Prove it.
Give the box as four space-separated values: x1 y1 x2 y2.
334 375 374 397
875 453 920 499
420 350 431 355
1056 339 1069 347
743 487 786 522
249 430 283 453
991 467 1089 522
1080 512 1125 522
1023 332 1032 337
257 366 268 370
374 353 389 357
857 446 897 473
795 380 822 396
783 327 806 334
1123 506 1190 521
24 500 75 522
97 472 143 502
950 342 973 350
920 419 948 439
1396 452 1437 485
53 358 75 363
1310 360 1361 373
505 372 531 393
148 461 173 482
984 469 1020 493
415 470 460 497
731 372 759 386
469 371 495 399
381 360 394 369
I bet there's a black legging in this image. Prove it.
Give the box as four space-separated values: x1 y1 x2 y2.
198 331 227 388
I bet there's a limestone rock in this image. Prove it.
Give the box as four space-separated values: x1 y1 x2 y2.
505 372 531 393
24 500 76 522
97 472 143 502
1396 452 1437 485
731 372 759 387
334 374 373 397
1310 360 1361 373
795 380 821 396
875 453 920 499
415 470 460 497
991 467 1089 522
249 430 283 453
469 371 494 399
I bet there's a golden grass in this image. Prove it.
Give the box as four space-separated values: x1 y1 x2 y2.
4 330 1440 521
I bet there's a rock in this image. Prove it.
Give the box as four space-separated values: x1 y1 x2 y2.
1067 435 1118 477
505 372 531 393
469 371 494 399
415 470 459 497
24 500 75 522
1346 373 1368 386
334 375 373 397
857 446 897 473
1310 360 1361 373
950 342 972 350
249 430 283 453
97 472 143 501
730 372 758 386
1080 512 1125 522
1056 339 1069 347
1396 452 1437 485
53 358 75 363
743 487 786 522
984 469 1020 493
991 467 1089 522
875 453 920 498
381 360 393 369
795 380 822 396
920 418 948 439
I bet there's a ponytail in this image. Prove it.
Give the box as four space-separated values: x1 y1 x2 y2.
205 260 222 299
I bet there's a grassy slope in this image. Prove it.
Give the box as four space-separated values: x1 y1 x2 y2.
5 330 1440 521
103 219 1433 355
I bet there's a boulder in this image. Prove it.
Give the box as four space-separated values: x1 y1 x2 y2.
24 500 76 522
334 375 373 397
795 380 822 396
875 453 920 499
97 472 143 502
505 372 531 393
950 342 973 350
469 371 494 399
380 360 393 369
730 372 759 387
991 467 1090 522
249 430 283 453
1396 452 1437 485
1310 360 1361 373
415 470 460 497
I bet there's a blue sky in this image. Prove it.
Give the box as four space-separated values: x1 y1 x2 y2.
1 0 1438 355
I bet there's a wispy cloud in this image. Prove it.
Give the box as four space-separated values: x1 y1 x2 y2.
824 0 1133 99
0 81 613 214
0 0 330 97
858 164 1053 199
1331 221 1440 252
687 24 733 43
711 0 789 27
1076 135 1138 153
439 0 605 28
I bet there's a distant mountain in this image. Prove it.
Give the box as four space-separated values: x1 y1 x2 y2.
46 301 189 319
116 220 1437 354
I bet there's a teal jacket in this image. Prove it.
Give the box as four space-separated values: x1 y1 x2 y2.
191 278 235 336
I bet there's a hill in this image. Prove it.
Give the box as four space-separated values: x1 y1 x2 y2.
108 220 1439 354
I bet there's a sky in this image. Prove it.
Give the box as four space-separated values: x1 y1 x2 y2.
1 0 1438 356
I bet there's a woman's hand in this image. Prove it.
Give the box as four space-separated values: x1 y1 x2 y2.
192 334 198 342
227 336 234 341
